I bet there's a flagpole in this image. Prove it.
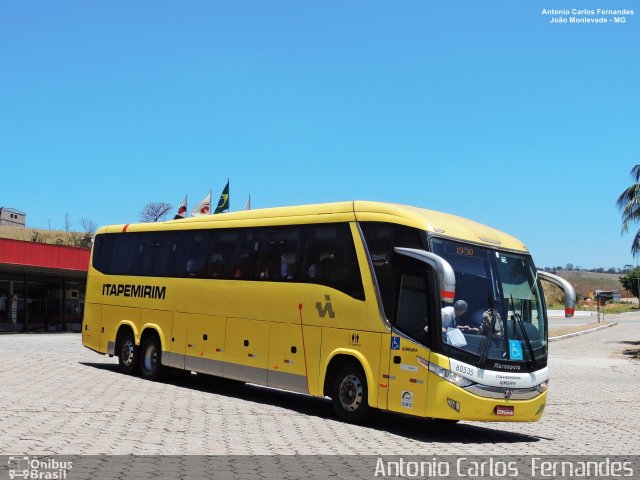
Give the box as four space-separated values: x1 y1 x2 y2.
228 178 230 212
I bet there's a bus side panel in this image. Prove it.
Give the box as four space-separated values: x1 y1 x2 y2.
100 305 140 351
377 332 391 411
386 336 429 417
301 325 322 396
170 312 188 370
140 308 172 356
101 305 140 352
268 322 308 394
184 314 227 376
223 317 270 385
320 328 382 408
82 302 103 353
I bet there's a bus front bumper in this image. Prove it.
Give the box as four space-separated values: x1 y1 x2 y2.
426 379 547 422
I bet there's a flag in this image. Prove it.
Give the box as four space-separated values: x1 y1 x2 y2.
243 195 251 211
174 195 188 219
214 180 230 214
191 193 211 216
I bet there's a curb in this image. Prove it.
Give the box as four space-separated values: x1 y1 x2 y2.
549 322 618 342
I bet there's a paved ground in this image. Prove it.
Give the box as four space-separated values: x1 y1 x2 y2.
0 318 639 458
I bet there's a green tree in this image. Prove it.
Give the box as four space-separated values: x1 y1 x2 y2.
616 164 640 257
619 268 640 298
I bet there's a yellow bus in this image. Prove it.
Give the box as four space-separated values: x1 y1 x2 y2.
82 201 575 423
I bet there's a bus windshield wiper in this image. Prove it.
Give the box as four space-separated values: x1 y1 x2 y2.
476 291 498 367
510 295 536 368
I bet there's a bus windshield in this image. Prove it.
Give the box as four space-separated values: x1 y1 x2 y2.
430 238 547 369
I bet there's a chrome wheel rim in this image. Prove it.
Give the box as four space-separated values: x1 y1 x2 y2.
120 340 135 366
339 374 363 412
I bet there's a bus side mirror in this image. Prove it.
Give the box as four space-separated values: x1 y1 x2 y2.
538 271 577 318
394 248 456 303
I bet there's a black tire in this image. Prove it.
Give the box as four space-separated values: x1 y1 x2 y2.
117 330 138 375
139 335 164 381
331 363 370 423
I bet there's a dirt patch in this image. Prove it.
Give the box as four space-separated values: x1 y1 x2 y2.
549 322 614 338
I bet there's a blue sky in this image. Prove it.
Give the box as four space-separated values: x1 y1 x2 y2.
0 1 638 269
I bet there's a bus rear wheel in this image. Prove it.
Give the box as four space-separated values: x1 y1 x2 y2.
139 335 164 381
331 363 370 423
117 330 138 375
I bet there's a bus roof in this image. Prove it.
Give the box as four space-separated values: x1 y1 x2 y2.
100 200 528 253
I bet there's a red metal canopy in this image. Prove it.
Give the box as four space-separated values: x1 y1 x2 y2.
0 238 90 272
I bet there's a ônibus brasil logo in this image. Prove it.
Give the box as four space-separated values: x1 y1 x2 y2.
7 457 73 480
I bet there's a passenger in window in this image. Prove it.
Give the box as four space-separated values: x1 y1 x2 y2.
210 259 224 277
307 253 323 279
281 262 296 280
456 304 487 335
234 258 249 278
186 258 202 277
319 256 334 283
440 300 479 333
260 257 279 279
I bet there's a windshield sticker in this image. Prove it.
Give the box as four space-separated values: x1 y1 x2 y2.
391 336 400 350
509 340 524 360
401 391 413 409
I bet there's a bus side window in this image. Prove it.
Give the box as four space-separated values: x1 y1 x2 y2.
171 231 211 278
360 223 426 320
92 234 115 274
206 228 253 280
253 228 301 281
301 224 364 300
396 273 429 345
110 233 143 275
137 232 172 277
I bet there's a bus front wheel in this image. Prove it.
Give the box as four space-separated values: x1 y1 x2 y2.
331 363 370 423
117 330 138 375
139 335 164 381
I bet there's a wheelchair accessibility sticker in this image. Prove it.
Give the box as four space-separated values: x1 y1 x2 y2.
391 336 400 350
509 339 523 360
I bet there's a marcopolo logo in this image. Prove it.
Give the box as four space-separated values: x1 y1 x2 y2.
8 457 73 480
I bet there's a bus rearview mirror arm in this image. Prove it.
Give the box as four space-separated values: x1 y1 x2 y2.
538 271 577 318
394 248 456 303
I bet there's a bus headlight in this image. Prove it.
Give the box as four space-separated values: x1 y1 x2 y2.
535 381 548 393
427 362 475 388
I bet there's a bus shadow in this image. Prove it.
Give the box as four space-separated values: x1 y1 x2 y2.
618 340 640 359
80 362 547 445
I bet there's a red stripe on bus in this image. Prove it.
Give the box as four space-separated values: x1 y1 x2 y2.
441 290 455 299
122 224 129 232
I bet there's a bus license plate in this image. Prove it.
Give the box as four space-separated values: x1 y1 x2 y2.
494 406 514 416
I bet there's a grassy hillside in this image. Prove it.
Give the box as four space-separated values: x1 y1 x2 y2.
0 225 91 248
542 269 629 306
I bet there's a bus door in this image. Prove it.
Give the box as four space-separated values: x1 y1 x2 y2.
386 248 456 416
387 271 431 416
